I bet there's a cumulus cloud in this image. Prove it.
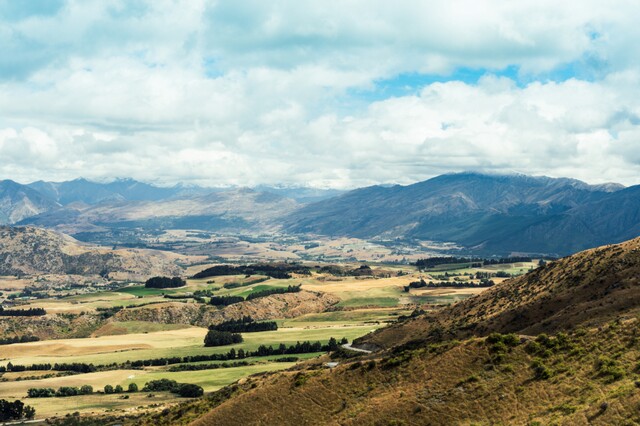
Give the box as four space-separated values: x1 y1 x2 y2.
0 0 639 187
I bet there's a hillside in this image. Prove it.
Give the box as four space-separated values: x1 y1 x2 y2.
0 180 60 224
0 226 183 279
111 290 339 327
135 236 640 426
284 172 634 255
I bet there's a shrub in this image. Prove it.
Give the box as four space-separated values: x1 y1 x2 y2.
204 330 243 347
27 388 55 398
79 385 93 395
175 383 204 397
596 356 625 382
104 385 114 394
530 358 552 380
55 387 79 397
128 383 139 392
114 385 123 393
143 379 179 392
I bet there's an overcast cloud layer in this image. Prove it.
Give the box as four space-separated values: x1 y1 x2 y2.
1 0 640 188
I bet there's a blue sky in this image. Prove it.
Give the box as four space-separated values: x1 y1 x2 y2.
1 0 639 188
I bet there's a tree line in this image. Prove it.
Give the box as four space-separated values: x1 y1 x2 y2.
0 335 39 345
403 278 495 292
144 276 186 289
3 337 348 372
192 263 311 280
0 306 46 316
209 316 278 333
27 380 202 398
209 285 302 306
414 256 533 270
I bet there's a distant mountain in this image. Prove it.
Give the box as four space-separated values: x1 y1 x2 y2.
20 188 300 234
254 185 345 203
27 178 188 205
0 180 60 224
283 172 633 255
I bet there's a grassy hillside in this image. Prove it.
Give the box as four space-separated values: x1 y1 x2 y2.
130 236 640 426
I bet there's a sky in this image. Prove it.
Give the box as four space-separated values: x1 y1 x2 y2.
1 0 640 189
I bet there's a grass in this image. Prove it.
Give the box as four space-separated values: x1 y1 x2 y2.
2 325 378 366
117 286 182 297
336 297 399 308
121 362 297 391
92 321 195 336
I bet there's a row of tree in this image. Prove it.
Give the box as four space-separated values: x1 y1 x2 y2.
142 379 204 397
208 316 278 333
0 335 39 345
403 278 495 292
144 276 186 289
168 361 251 372
6 337 349 372
415 256 533 270
0 306 46 316
245 285 301 300
209 285 302 307
192 263 311 280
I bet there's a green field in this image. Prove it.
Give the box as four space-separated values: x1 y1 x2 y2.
2 325 377 367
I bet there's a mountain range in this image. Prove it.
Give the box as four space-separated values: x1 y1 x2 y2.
2 172 639 256
284 172 637 255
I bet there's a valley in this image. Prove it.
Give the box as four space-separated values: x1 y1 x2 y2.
0 174 637 425
0 229 537 422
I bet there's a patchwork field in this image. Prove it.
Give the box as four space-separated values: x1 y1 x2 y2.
0 258 536 421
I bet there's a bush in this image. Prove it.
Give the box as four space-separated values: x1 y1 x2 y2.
175 383 204 397
530 359 552 380
114 385 123 393
27 388 55 398
104 385 114 394
55 387 79 397
128 383 139 392
0 399 35 421
596 356 625 382
79 385 93 395
143 379 179 392
204 330 243 347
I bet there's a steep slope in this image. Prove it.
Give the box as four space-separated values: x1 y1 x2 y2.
284 172 631 255
0 226 182 279
149 236 640 426
363 235 640 349
0 180 59 224
188 320 640 426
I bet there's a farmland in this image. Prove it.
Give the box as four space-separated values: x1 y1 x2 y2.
0 257 538 421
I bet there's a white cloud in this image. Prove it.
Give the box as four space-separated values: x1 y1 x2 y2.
0 1 640 188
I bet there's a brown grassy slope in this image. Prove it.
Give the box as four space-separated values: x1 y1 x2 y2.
361 236 640 349
190 319 640 426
